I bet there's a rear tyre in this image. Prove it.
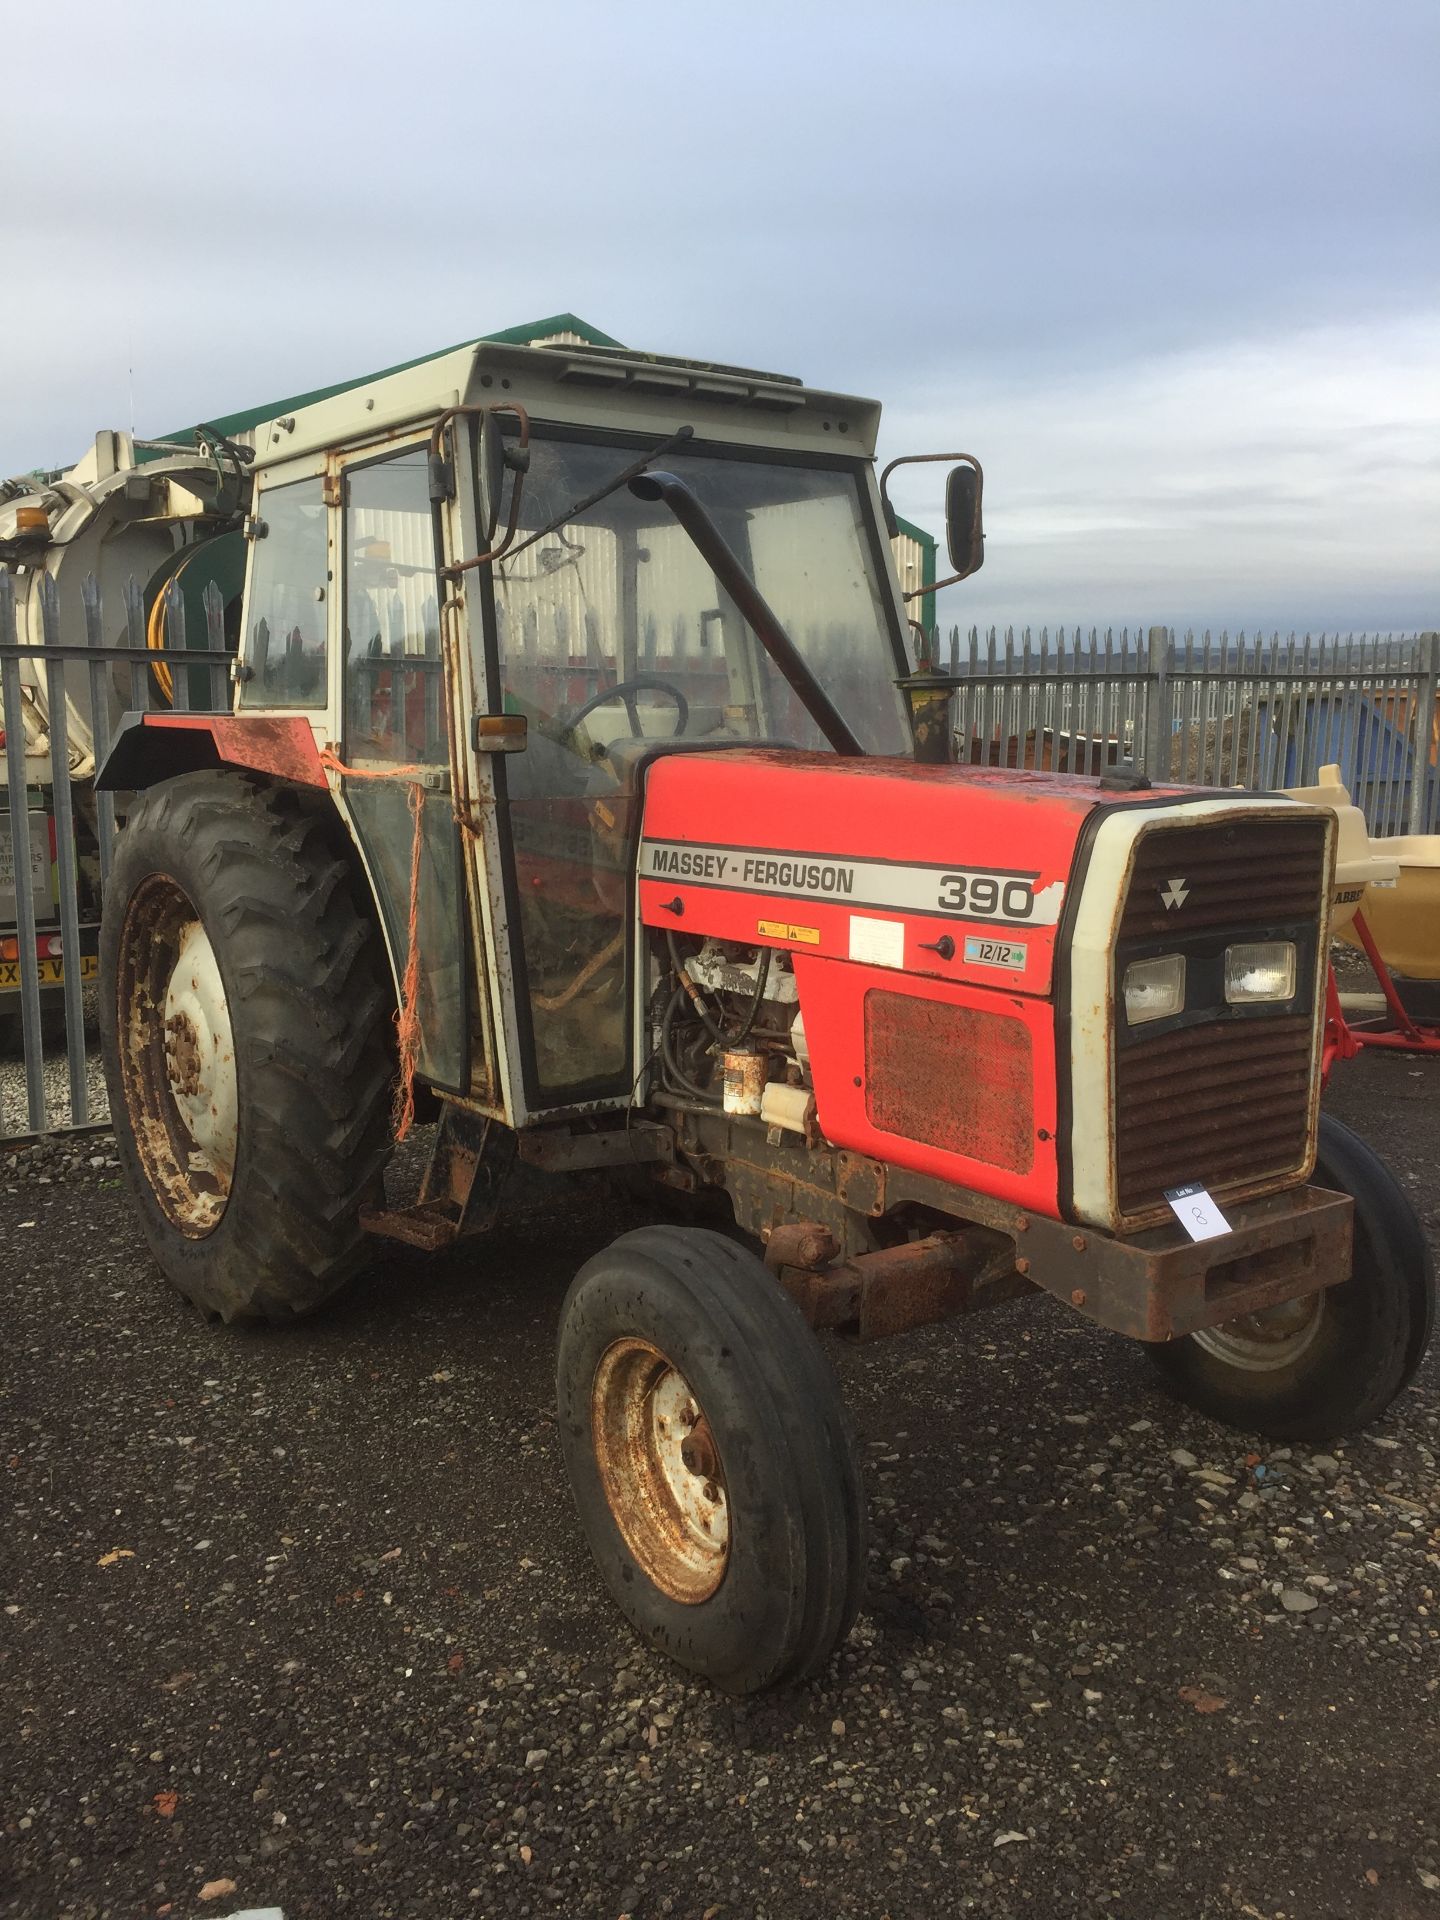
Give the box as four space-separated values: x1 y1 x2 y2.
556 1224 866 1693
100 771 395 1324
1147 1115 1434 1439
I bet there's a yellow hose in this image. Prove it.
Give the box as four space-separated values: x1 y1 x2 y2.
145 584 174 705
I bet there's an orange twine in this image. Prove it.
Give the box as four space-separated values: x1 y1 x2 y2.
319 750 427 1144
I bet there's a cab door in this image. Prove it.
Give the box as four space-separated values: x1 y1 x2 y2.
334 440 478 1098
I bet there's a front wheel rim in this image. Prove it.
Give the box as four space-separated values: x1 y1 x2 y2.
116 874 237 1238
590 1338 730 1604
1191 1292 1326 1372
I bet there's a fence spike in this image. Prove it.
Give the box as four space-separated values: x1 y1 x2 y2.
202 576 226 651
39 571 60 635
123 576 145 650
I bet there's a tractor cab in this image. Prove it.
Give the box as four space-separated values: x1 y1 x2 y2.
227 338 928 1124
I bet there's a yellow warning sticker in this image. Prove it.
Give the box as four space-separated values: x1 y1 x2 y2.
758 919 821 946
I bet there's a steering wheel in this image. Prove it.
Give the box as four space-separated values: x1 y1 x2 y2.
562 673 689 745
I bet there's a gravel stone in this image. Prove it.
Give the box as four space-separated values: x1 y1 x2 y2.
1 1043 1436 1919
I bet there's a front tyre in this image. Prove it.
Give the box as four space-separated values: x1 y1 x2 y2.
1147 1114 1434 1440
100 771 395 1324
556 1225 866 1693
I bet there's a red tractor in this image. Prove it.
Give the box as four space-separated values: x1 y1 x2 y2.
97 334 1433 1693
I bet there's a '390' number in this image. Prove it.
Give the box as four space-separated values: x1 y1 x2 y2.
937 873 1036 919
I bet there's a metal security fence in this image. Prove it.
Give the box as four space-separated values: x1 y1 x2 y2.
3 592 1438 1145
1 570 230 1141
940 625 1440 836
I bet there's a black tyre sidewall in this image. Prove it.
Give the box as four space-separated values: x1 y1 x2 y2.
557 1226 864 1693
1149 1114 1434 1440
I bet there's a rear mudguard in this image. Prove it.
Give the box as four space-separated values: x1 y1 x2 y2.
95 712 328 792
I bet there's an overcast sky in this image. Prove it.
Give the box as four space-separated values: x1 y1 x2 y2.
5 0 1436 632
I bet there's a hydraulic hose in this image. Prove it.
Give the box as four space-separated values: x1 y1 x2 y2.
666 930 730 1044
660 985 722 1105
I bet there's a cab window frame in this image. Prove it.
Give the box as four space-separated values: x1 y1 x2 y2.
473 423 909 1116
237 469 333 713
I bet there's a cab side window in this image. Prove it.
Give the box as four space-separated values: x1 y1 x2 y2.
343 449 446 766
240 477 329 710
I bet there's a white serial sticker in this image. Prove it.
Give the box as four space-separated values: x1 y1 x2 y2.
1164 1182 1232 1243
638 837 1064 929
848 915 905 969
963 935 1027 972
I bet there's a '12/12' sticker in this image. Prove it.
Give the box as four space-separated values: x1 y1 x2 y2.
963 936 1026 972
1163 1182 1232 1242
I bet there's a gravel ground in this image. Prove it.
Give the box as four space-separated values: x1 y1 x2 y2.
2 1047 1437 1920
0 992 105 1138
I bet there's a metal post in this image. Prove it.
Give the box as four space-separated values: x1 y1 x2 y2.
1409 631 1438 833
165 577 189 711
1142 626 1170 779
203 577 228 710
39 576 89 1125
124 576 149 711
82 573 118 883
1 577 48 1132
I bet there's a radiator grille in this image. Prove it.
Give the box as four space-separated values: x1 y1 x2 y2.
1114 1015 1315 1215
1119 816 1329 941
1112 814 1328 1221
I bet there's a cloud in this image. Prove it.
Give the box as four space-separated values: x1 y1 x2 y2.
882 314 1440 632
2 0 1435 630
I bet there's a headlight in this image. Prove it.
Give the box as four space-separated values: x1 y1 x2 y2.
1123 953 1186 1025
1224 940 1296 1003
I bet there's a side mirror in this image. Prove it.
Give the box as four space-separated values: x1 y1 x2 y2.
945 461 984 579
877 450 986 604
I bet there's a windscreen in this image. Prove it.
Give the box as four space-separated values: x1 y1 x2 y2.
491 437 910 755
486 433 910 1108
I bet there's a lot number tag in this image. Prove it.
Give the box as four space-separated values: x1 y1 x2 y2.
1163 1182 1232 1242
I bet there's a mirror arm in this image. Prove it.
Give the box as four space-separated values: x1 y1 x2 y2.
904 564 979 601
431 402 533 577
877 449 983 538
443 421 697 584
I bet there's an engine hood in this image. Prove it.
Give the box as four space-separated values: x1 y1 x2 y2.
637 747 1192 997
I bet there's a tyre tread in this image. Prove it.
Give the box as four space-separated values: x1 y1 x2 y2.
101 771 396 1325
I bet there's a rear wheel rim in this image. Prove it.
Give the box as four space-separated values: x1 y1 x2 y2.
590 1338 730 1604
116 874 237 1238
1192 1292 1326 1372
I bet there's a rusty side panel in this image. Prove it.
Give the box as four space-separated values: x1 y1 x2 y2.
209 716 328 788
136 713 328 789
863 989 1035 1174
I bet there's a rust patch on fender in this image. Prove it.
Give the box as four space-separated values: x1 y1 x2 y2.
139 713 328 789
